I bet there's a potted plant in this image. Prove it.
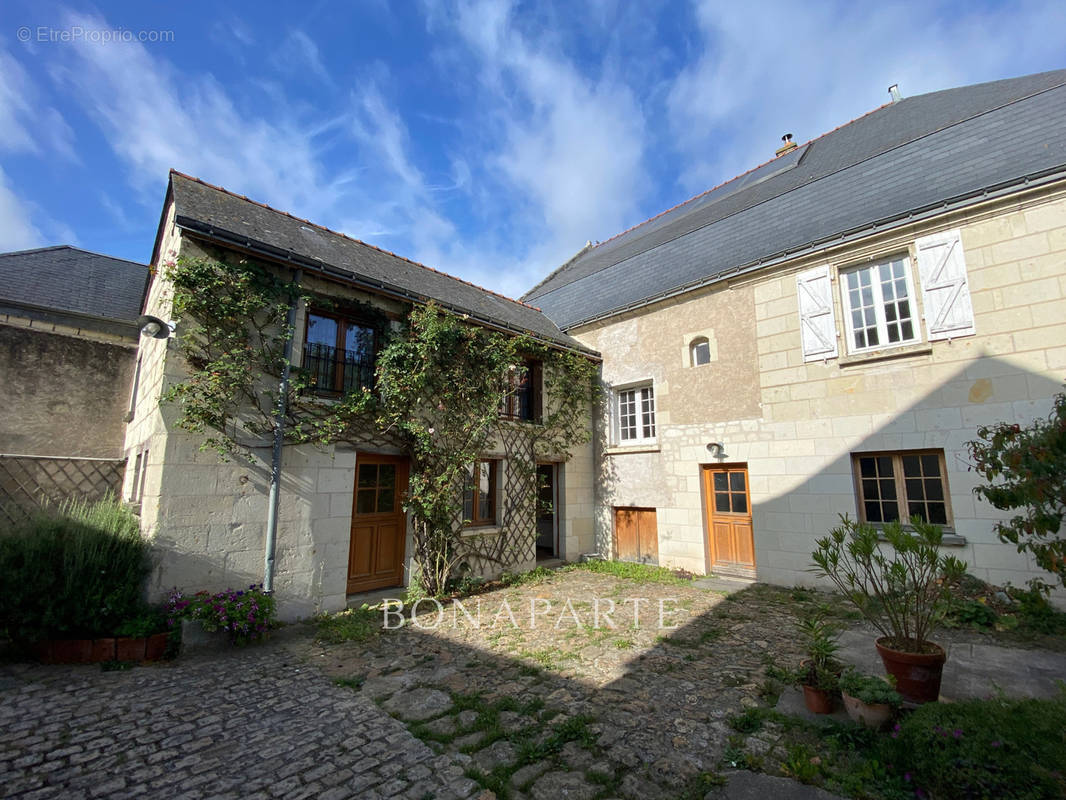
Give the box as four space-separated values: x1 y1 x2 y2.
838 669 902 729
810 515 966 703
795 609 842 714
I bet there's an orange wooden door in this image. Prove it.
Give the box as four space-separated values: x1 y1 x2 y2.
703 465 755 575
348 453 409 593
614 507 658 565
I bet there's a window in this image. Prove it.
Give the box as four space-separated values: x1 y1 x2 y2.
690 337 711 366
500 359 541 421
853 450 951 526
616 383 656 444
463 460 498 526
840 256 919 352
303 310 376 394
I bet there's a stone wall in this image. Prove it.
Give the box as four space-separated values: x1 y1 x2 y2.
573 183 1066 590
127 206 597 619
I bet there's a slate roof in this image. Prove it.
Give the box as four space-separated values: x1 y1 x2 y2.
167 172 595 355
0 245 149 323
523 69 1066 329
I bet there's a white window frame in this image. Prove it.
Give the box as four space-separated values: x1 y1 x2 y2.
690 337 711 366
613 382 656 445
839 254 921 354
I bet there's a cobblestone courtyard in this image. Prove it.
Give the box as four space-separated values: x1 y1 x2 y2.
2 569 1064 799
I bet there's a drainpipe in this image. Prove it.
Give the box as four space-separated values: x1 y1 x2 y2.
264 269 303 594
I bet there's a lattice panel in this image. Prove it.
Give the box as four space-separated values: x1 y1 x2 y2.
0 455 126 526
453 424 539 576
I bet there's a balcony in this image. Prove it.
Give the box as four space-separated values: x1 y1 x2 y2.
302 341 374 394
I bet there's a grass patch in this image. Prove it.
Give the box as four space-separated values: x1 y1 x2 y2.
577 559 691 585
312 605 382 644
332 675 366 691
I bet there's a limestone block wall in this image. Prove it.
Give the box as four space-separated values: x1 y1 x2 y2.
573 183 1066 591
126 209 599 618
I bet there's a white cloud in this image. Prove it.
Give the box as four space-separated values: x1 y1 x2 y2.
419 0 649 292
275 30 331 84
668 0 1066 192
0 166 45 251
0 48 77 161
49 10 348 221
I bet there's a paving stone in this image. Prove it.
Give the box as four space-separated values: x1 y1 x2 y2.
383 687 454 721
472 740 517 771
529 771 598 800
422 715 458 737
510 762 550 788
457 709 479 728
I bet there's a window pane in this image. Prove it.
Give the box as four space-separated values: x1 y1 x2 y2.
865 501 883 522
731 493 748 513
358 464 377 488
880 478 897 500
378 465 395 489
902 454 921 476
859 457 876 478
921 454 940 475
862 478 879 498
927 502 948 525
618 390 636 440
882 501 900 522
641 387 656 438
692 340 710 365
906 478 924 501
876 456 893 476
356 489 376 514
729 472 746 492
344 323 374 360
715 493 730 513
306 314 338 346
713 473 728 491
377 489 395 513
925 478 943 501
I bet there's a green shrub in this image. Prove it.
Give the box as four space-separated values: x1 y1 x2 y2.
0 497 151 641
888 691 1066 800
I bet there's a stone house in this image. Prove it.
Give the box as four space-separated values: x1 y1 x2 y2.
523 69 1066 591
127 171 598 618
0 246 148 518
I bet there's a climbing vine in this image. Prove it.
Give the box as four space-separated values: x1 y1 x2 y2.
162 255 598 595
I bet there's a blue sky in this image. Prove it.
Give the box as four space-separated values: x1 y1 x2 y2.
1 1 1063 298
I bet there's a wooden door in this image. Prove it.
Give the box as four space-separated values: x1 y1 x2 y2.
702 465 755 576
348 453 409 593
614 507 658 565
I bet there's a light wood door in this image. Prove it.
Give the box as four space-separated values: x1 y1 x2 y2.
702 465 755 575
614 507 658 565
348 453 408 594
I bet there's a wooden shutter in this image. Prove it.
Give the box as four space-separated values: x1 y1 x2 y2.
530 360 543 422
915 229 976 340
796 265 838 361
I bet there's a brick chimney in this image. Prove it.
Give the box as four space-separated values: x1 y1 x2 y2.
775 133 797 157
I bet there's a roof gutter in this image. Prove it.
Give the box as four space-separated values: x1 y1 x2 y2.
560 165 1066 330
174 219 601 361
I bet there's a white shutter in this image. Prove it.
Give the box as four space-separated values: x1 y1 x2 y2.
796 265 838 361
915 229 976 340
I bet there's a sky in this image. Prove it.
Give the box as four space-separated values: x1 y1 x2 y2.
0 1 1063 299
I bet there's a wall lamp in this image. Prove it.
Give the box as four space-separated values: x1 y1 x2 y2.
706 441 728 459
137 314 174 339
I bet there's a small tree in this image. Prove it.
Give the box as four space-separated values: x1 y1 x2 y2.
968 385 1066 587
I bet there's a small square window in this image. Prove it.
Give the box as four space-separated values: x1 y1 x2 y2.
852 450 951 527
690 338 711 366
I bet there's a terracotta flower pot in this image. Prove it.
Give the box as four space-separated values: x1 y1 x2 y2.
115 637 147 662
91 638 116 662
875 636 946 704
802 684 836 714
52 639 93 663
841 691 894 729
144 632 170 661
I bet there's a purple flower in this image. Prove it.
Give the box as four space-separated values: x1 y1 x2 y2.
953 729 962 739
904 773 911 782
991 740 1001 748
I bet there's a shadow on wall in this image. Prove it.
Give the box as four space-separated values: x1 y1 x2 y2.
752 352 1064 591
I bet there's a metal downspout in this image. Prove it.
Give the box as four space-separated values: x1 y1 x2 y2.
264 269 302 593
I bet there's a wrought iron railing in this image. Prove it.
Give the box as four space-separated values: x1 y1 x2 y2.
302 342 375 394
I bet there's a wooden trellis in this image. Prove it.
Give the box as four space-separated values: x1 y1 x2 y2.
0 454 126 526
